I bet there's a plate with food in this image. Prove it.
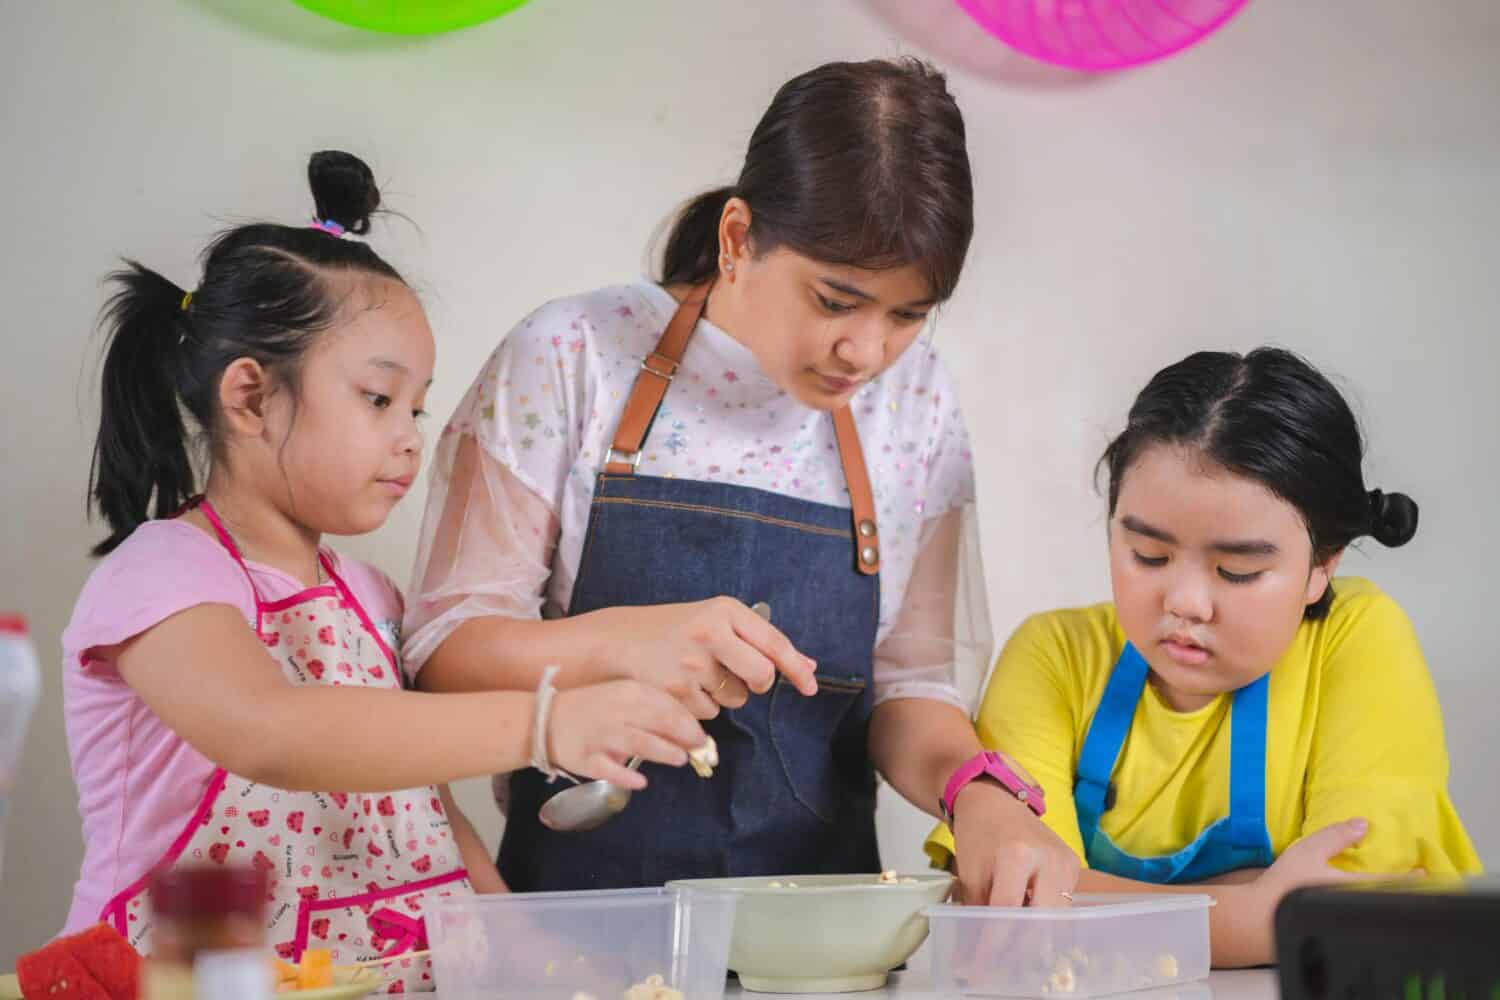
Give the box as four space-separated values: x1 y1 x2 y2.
272 952 387 1000
5 925 387 1000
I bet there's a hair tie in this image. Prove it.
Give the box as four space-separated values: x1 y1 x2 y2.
180 291 193 312
1366 488 1386 530
310 218 347 238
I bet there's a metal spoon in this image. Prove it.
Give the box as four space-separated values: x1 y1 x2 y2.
539 601 771 833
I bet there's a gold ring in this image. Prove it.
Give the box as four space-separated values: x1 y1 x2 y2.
714 677 729 695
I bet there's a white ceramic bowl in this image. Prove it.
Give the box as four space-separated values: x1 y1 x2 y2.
667 873 954 994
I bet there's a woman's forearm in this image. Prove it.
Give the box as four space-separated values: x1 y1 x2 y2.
416 610 629 694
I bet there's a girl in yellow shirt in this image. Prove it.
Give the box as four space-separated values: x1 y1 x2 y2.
929 347 1480 966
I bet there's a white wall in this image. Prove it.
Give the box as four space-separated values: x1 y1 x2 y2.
2 0 1496 961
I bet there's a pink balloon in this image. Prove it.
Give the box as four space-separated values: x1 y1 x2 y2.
955 0 1252 71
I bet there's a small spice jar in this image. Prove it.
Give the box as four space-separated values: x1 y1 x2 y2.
143 865 270 1000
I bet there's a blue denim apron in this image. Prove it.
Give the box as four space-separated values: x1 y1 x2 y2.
499 284 885 891
1072 642 1275 883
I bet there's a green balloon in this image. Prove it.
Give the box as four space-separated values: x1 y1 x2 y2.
292 0 532 35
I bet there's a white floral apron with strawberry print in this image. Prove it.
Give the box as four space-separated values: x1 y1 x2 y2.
99 499 472 993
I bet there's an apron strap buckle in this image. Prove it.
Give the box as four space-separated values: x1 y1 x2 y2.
604 446 643 475
641 353 678 382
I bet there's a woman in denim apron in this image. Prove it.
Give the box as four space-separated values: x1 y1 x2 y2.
405 58 1079 906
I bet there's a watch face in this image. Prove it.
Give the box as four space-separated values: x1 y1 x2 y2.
994 750 1040 791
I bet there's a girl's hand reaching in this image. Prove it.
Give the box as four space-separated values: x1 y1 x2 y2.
547 680 709 790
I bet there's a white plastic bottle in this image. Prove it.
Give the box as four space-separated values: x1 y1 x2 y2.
0 614 42 877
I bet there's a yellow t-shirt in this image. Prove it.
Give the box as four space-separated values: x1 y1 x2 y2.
927 578 1481 877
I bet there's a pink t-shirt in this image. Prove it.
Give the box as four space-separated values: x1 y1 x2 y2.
59 519 404 935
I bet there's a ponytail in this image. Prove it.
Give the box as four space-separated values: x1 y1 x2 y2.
89 263 197 555
86 150 403 557
660 186 734 288
1366 488 1419 549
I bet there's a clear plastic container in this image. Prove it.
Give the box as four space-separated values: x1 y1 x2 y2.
427 887 738 1000
0 616 41 879
925 894 1213 997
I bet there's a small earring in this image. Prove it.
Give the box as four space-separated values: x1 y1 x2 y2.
721 252 734 273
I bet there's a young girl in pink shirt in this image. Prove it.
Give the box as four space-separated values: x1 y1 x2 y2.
60 151 706 988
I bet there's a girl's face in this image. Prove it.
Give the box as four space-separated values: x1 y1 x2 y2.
1108 444 1339 712
261 278 435 536
712 241 937 412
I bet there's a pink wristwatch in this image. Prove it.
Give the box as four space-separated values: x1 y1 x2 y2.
940 750 1046 821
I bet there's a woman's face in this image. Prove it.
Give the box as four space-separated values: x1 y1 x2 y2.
1108 444 1340 712
707 201 938 411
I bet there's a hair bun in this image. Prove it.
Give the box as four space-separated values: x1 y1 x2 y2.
1368 488 1419 547
308 151 381 235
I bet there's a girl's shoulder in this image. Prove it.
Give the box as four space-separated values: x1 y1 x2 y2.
1323 576 1398 617
499 281 666 357
64 519 256 674
82 518 250 601
1302 576 1416 663
1006 601 1126 671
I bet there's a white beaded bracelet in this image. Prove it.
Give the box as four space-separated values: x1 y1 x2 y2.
529 665 576 783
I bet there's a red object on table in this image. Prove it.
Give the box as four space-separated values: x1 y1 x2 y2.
15 923 142 1000
62 925 141 1000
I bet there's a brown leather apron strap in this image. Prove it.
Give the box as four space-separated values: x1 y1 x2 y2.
603 283 711 474
832 406 880 576
603 281 880 574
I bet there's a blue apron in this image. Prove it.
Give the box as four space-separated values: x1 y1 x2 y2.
499 284 884 891
1073 642 1275 883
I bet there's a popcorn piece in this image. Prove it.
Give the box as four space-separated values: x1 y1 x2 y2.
878 870 900 884
545 961 559 977
1153 954 1179 980
767 881 784 888
573 993 597 1000
623 974 683 1000
1047 966 1077 995
787 882 798 888
688 736 719 778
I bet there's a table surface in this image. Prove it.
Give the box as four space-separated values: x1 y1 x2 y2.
424 968 1279 1000
716 968 1279 1000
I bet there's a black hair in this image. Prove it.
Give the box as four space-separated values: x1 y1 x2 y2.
89 150 404 556
1099 347 1418 619
659 58 974 303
